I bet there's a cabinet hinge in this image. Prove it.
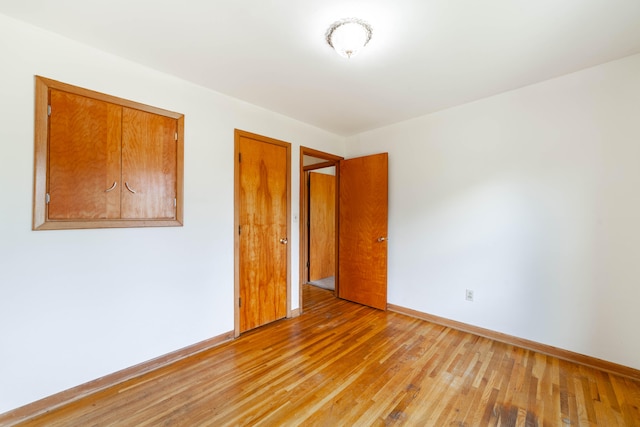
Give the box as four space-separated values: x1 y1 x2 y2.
238 225 241 235
47 105 51 116
238 153 241 163
306 261 310 268
175 132 178 141
174 198 177 207
239 297 242 307
45 193 50 204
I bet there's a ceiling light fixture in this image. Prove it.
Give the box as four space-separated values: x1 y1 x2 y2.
325 18 373 59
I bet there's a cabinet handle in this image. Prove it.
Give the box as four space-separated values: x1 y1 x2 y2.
105 182 117 192
125 182 137 194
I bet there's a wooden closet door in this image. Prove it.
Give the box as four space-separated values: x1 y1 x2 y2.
237 132 289 333
121 108 177 219
48 90 121 219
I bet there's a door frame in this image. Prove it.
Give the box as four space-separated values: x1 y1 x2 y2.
234 129 292 337
299 146 343 314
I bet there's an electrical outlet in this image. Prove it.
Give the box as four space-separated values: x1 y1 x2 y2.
465 289 474 302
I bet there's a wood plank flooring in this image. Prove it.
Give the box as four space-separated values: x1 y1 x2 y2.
10 285 640 426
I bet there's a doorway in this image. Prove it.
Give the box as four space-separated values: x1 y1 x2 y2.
300 147 389 313
299 147 342 312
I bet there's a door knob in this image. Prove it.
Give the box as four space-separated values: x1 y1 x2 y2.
280 238 288 244
377 237 387 242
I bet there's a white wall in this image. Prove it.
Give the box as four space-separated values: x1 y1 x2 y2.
346 53 640 371
3 10 640 416
0 14 345 413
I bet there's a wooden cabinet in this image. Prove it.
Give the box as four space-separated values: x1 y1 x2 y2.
33 76 184 230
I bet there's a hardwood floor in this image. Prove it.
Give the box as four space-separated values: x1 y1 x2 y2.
9 285 640 426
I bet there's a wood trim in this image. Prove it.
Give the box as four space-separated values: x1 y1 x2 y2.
35 76 183 118
334 161 341 298
234 132 240 337
175 115 185 225
0 331 234 426
303 161 336 171
234 129 291 337
388 304 640 382
299 168 307 313
32 77 49 230
285 141 292 320
32 76 185 230
299 146 343 314
301 146 344 162
33 219 183 230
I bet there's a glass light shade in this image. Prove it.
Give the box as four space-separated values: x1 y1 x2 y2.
326 19 372 59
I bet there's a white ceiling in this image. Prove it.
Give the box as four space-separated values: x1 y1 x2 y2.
2 0 640 136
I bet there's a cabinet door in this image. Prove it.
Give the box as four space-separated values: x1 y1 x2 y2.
121 108 177 219
48 90 122 220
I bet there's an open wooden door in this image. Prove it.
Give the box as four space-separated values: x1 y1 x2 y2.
338 153 388 310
